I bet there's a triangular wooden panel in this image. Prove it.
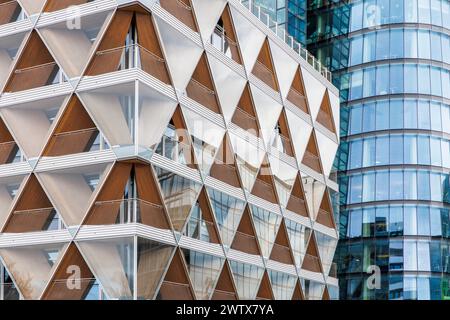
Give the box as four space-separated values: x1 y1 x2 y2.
315 190 336 229
85 10 133 76
157 249 195 300
4 31 61 93
273 109 295 157
216 4 242 64
42 243 95 300
316 90 336 134
209 134 242 188
0 0 23 25
212 261 238 300
291 280 304 300
43 0 89 12
322 286 330 300
82 162 131 225
269 220 295 265
135 163 172 229
186 53 221 113
286 67 310 115
83 162 171 229
251 39 279 91
0 117 19 165
301 232 323 273
156 106 198 170
256 271 274 300
42 95 99 157
230 83 260 136
231 206 261 256
85 7 171 84
286 174 310 218
251 155 278 204
185 188 221 244
160 0 198 32
301 130 323 174
2 174 59 233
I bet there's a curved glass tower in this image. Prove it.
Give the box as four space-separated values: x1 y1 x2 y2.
308 0 450 299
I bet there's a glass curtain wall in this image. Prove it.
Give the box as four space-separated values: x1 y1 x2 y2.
307 0 450 300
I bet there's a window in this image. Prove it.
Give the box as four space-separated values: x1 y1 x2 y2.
390 29 403 59
362 172 375 201
417 207 430 235
363 33 376 63
404 207 417 235
350 36 363 65
430 68 442 96
418 30 430 59
404 136 418 164
375 171 389 201
389 207 403 236
430 32 442 61
390 171 404 200
376 100 389 130
351 70 363 100
349 140 363 169
390 136 403 165
404 30 418 58
349 210 362 238
376 65 389 95
389 65 403 94
429 173 442 202
430 102 442 131
404 241 418 271
363 103 376 132
417 136 431 165
376 30 389 60
405 0 418 22
417 171 431 200
430 137 442 167
404 170 418 199
430 0 442 26
350 105 363 134
363 67 376 97
389 100 403 129
404 100 418 128
363 138 376 167
362 208 375 237
375 207 389 236
404 65 418 93
375 136 389 165
418 101 431 129
350 1 363 32
349 175 363 204
418 0 431 24
390 0 404 23
417 242 431 271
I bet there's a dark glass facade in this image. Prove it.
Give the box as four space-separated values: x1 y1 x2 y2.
253 0 308 44
307 0 450 299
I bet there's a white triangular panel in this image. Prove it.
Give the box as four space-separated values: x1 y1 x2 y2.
18 0 46 15
285 109 313 166
38 10 113 78
191 0 227 41
250 84 282 147
138 84 178 149
154 16 203 90
301 66 326 121
229 5 266 72
315 131 337 178
268 39 298 99
207 52 246 125
301 174 326 221
268 154 297 208
314 232 337 276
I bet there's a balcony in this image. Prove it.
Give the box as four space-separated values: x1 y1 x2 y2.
87 198 166 227
43 278 99 300
210 25 240 63
302 151 321 173
286 194 308 217
251 178 277 203
212 289 237 300
45 128 100 157
159 0 197 32
270 243 294 265
272 132 294 157
0 1 26 26
316 109 334 133
232 231 260 255
231 107 259 135
6 62 64 93
209 158 241 188
252 60 277 91
315 208 335 229
155 133 195 167
186 78 220 113
302 253 322 273
184 217 217 243
157 281 193 300
287 87 308 114
88 44 169 84
5 207 62 233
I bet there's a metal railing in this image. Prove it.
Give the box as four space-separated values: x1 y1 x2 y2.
90 198 164 225
232 107 259 134
316 109 334 131
272 132 294 156
210 25 239 60
49 128 100 155
239 0 331 82
287 87 308 114
186 78 218 112
184 218 215 242
302 151 321 173
155 134 194 166
93 44 166 79
13 62 64 88
302 253 322 272
252 60 276 90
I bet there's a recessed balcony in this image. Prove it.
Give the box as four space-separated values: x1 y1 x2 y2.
302 150 321 173
287 87 308 114
0 1 26 26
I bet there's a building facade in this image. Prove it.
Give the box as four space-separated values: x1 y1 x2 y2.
249 0 308 44
308 0 450 299
0 0 339 300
